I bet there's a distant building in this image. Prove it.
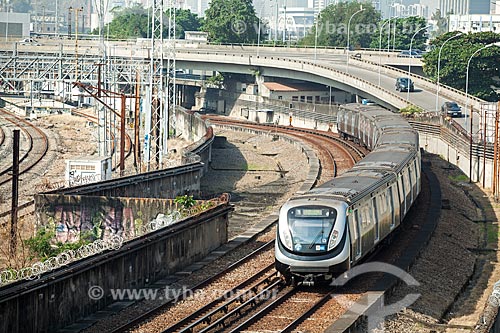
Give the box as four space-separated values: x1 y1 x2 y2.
273 6 315 41
438 0 491 15
0 12 30 38
260 81 350 104
449 14 500 33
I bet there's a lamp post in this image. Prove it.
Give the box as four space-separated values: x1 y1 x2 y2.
392 16 397 51
314 13 319 61
465 42 500 132
387 15 398 52
435 32 462 111
407 24 431 102
257 5 263 56
346 6 364 73
284 0 287 44
378 19 390 86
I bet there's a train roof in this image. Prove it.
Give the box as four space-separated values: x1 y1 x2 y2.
306 170 394 203
350 149 416 173
376 130 419 148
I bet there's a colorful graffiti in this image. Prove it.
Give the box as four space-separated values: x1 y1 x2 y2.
36 194 166 243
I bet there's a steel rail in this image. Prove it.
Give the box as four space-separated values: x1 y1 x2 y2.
109 239 275 333
162 265 277 333
0 109 49 186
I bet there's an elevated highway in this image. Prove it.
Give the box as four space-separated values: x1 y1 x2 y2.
0 40 485 119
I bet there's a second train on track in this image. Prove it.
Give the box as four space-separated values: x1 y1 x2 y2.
275 103 421 284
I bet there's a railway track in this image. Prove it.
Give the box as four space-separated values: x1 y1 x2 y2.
0 123 5 147
98 121 369 333
205 116 367 185
110 240 276 333
0 108 49 187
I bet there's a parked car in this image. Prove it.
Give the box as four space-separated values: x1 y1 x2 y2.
19 38 41 46
198 107 216 113
361 98 376 106
395 77 414 92
441 101 462 117
397 50 421 58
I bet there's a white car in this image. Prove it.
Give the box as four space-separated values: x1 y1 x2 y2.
19 38 41 46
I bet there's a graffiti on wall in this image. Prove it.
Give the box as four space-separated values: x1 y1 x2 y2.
46 202 145 243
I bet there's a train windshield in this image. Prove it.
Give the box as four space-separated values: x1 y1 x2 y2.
287 206 337 254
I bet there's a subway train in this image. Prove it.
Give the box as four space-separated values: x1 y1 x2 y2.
275 103 421 284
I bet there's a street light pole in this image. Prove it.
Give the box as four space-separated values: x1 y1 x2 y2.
314 13 319 61
435 32 462 111
378 19 390 86
407 24 431 102
346 6 364 73
392 16 397 51
257 6 263 56
465 42 500 132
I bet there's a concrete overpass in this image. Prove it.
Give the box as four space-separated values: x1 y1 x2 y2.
0 40 488 131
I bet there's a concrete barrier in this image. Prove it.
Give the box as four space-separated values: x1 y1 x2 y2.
0 203 231 333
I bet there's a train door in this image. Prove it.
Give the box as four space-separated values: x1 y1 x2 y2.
414 158 421 193
397 175 406 220
408 166 414 203
403 168 411 213
353 112 359 139
360 202 374 253
388 186 397 229
350 209 362 261
372 197 379 243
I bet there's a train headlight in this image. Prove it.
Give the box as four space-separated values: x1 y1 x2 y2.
327 230 339 250
279 226 293 250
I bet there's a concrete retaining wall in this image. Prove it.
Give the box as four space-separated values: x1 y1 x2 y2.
34 194 192 241
0 204 231 333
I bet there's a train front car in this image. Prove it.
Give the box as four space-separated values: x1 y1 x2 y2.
275 195 350 285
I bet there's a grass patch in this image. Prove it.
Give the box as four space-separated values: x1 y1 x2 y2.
448 174 469 183
245 163 267 171
486 223 499 245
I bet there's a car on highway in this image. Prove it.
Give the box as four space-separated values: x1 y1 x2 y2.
18 38 41 46
395 77 414 92
441 101 462 117
397 50 421 58
361 98 376 106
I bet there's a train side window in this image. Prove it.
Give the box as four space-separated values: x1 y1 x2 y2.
361 204 371 231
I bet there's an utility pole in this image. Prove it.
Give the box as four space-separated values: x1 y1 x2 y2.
10 130 20 259
74 82 135 176
69 7 83 82
145 0 176 171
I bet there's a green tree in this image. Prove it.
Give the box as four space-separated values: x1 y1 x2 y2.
203 0 259 43
387 16 428 51
100 4 149 39
300 1 380 49
423 32 500 101
172 8 203 39
368 16 428 50
97 5 202 39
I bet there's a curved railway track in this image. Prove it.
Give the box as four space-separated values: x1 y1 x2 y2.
0 124 5 147
0 108 49 187
205 116 368 185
